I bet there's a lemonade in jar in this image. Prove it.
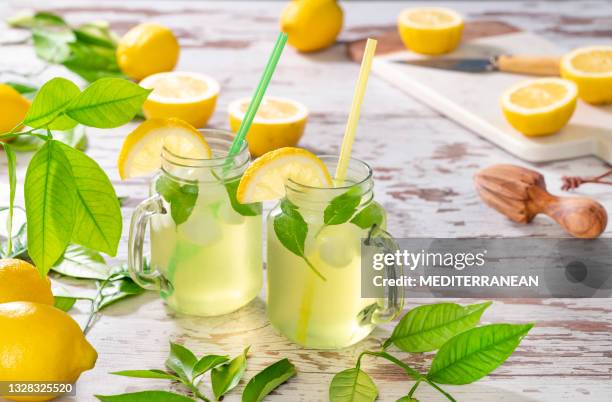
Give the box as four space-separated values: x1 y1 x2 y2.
125 123 262 316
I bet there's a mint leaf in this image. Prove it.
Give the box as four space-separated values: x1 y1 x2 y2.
428 323 534 385
54 295 77 312
59 142 122 255
351 202 384 229
324 187 362 226
7 11 67 29
32 26 75 63
384 302 492 353
156 176 198 225
63 41 125 83
211 346 249 401
96 276 145 311
193 355 230 379
25 140 77 274
242 358 296 402
225 179 262 217
24 77 80 128
166 342 198 382
329 368 377 402
273 199 325 281
111 369 180 381
66 78 151 128
96 391 196 402
52 244 111 280
1 143 16 254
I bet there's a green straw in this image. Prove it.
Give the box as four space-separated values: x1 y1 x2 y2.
227 32 288 158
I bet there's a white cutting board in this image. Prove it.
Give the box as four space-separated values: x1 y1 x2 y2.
372 31 612 163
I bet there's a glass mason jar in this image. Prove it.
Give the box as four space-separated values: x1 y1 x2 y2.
128 130 263 316
266 156 403 349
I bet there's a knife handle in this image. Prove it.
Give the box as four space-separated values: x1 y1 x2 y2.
494 55 561 76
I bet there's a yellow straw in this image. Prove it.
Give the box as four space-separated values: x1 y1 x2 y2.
334 38 377 183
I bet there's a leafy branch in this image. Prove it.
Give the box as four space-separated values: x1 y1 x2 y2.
0 76 150 275
97 342 296 402
329 302 533 402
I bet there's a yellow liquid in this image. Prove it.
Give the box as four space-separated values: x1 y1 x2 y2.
150 179 262 316
266 209 380 349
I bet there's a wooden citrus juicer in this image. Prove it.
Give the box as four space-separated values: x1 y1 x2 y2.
474 164 607 238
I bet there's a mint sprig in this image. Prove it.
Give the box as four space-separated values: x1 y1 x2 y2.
156 176 199 226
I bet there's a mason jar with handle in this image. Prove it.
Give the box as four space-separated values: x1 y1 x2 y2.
266 156 403 349
128 129 263 316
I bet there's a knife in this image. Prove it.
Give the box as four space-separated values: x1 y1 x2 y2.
393 55 561 76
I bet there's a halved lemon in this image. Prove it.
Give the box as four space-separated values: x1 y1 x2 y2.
118 118 211 179
236 147 332 203
397 7 464 55
228 96 308 157
140 71 220 128
561 46 612 104
501 78 578 136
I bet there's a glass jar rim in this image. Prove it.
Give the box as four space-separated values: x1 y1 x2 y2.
286 155 373 191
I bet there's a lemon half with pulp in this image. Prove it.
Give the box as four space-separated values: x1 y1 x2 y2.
118 118 211 179
398 7 464 55
236 147 332 203
501 78 578 136
228 96 308 157
561 46 612 104
140 71 220 128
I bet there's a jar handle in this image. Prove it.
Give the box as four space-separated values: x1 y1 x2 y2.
128 194 165 291
367 225 405 324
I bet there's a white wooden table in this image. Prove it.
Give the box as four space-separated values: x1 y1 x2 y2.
1 1 612 401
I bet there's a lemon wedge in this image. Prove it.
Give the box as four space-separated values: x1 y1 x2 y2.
501 78 578 136
118 118 211 179
228 96 308 157
236 147 332 203
561 46 612 104
397 7 464 55
140 71 220 128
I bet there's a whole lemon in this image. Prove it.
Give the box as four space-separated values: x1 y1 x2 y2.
0 302 98 402
0 258 54 305
116 23 180 81
280 0 343 52
0 84 30 142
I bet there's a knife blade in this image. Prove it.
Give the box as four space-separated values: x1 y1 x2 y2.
392 55 561 76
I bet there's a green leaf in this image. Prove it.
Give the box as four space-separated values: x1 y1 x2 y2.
73 26 117 49
9 126 87 153
52 244 111 279
4 81 38 96
165 342 198 382
25 140 77 274
329 368 378 402
24 77 80 129
32 27 75 63
66 78 151 128
63 41 124 83
351 202 385 230
242 358 296 402
211 346 250 401
428 323 534 385
96 277 145 311
273 199 325 281
58 142 122 255
111 369 180 381
396 398 419 402
193 355 230 378
1 143 16 255
225 179 262 217
156 175 198 225
7 11 67 28
385 302 492 353
324 187 362 226
54 296 77 312
96 391 196 402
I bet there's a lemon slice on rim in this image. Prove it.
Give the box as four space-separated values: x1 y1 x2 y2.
501 78 578 136
118 118 211 179
140 71 220 128
236 147 332 204
397 7 464 55
561 46 612 104
228 96 308 157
